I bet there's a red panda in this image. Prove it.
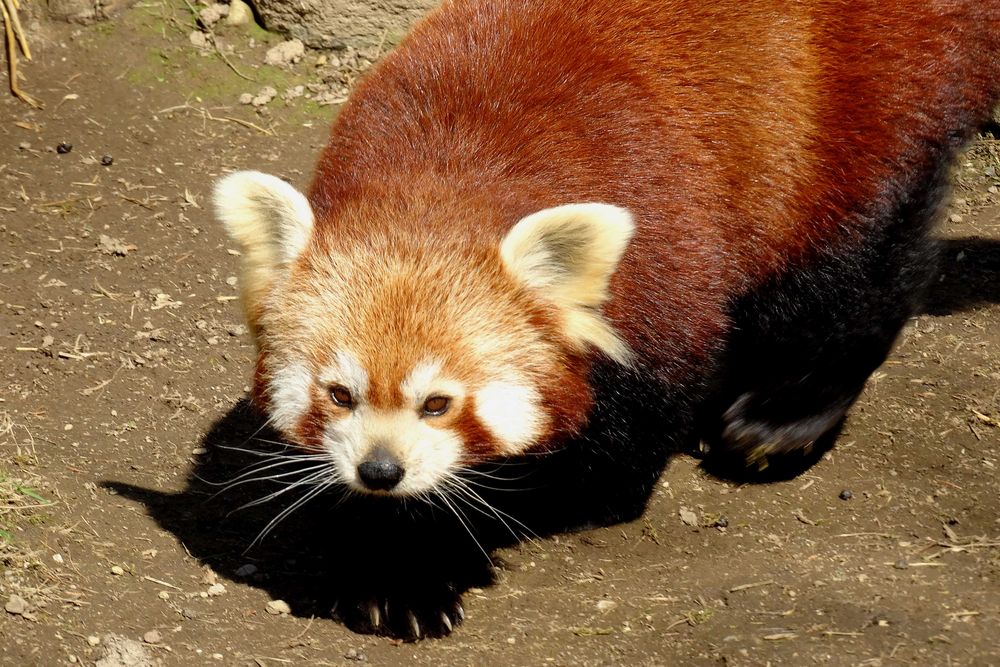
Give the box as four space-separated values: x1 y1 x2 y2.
213 0 1000 639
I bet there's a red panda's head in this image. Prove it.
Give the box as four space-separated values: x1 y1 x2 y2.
213 172 633 497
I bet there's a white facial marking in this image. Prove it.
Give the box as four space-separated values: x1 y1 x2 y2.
475 380 543 453
400 358 465 408
400 359 442 403
319 357 468 496
268 361 312 434
323 409 463 495
319 350 369 399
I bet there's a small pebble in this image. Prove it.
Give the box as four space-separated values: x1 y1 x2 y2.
100 155 114 166
839 489 853 501
52 553 64 564
225 276 238 286
265 599 291 615
198 3 228 27
679 507 699 527
949 213 963 223
157 591 170 600
86 636 100 647
142 630 162 645
714 516 729 528
251 86 278 107
345 648 367 661
225 0 252 26
238 92 254 105
234 563 258 578
5 594 28 615
893 559 909 570
207 583 226 597
56 142 73 154
110 565 125 576
189 30 210 49
18 141 31 150
181 607 199 620
264 39 305 67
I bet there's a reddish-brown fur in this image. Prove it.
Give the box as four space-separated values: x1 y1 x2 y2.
299 0 999 431
222 0 1000 639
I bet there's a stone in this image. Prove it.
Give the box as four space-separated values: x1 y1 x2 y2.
226 0 253 27
253 0 436 51
198 3 228 27
264 39 305 67
47 0 137 23
189 30 210 50
95 633 159 667
5 594 28 615
265 599 291 615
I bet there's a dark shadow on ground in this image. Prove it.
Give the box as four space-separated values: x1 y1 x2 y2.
922 237 1000 315
105 236 999 633
105 363 685 636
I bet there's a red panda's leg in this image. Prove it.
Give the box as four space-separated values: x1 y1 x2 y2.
703 178 945 477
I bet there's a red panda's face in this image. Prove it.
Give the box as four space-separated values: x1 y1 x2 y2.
214 173 634 497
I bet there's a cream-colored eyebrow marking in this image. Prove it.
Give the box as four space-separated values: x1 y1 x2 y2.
318 349 369 398
400 359 443 402
401 358 465 408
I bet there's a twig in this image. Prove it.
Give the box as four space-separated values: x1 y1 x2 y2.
217 114 274 135
728 580 776 593
142 575 181 590
180 0 255 82
1 0 42 107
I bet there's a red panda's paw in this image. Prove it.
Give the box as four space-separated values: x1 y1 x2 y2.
331 585 465 640
717 392 850 472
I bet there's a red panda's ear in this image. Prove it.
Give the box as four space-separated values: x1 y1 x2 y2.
500 203 635 365
213 171 315 337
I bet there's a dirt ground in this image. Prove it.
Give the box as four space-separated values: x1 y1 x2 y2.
0 3 998 665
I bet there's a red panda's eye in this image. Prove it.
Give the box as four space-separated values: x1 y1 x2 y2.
422 396 451 416
330 385 354 408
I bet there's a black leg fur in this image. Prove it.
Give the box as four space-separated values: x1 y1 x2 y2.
701 164 948 479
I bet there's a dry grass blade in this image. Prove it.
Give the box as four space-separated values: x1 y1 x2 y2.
2 0 42 107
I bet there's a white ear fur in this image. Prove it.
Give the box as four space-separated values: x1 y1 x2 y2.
500 203 635 364
213 171 314 333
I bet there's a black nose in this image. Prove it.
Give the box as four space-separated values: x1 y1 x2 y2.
357 448 405 491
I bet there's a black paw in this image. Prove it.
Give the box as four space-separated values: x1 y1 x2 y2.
331 585 465 640
721 392 848 465
699 392 849 481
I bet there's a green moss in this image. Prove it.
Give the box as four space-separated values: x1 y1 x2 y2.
244 20 278 44
76 0 335 121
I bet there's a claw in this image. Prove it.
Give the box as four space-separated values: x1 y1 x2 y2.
407 610 422 639
441 612 453 633
368 601 381 628
455 603 465 622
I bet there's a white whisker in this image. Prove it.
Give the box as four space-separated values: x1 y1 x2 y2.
247 479 338 550
212 462 335 500
445 473 538 542
235 467 337 512
433 488 491 562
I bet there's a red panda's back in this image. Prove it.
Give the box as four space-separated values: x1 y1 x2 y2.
307 0 1000 363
